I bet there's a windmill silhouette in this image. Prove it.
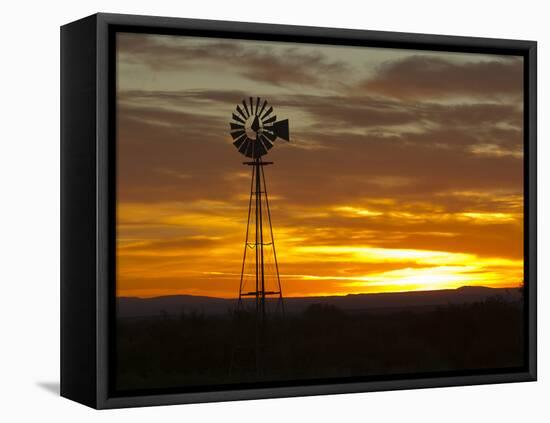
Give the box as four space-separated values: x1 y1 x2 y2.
229 97 289 375
230 97 289 316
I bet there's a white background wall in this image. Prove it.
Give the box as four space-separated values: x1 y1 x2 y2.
0 0 547 421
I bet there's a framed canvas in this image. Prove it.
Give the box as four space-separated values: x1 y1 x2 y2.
60 13 537 409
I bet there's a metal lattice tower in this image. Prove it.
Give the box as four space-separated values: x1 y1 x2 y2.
239 157 283 319
229 97 289 374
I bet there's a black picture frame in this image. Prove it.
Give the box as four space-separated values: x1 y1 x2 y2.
61 12 537 409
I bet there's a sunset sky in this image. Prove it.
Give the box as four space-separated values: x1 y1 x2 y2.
116 32 524 298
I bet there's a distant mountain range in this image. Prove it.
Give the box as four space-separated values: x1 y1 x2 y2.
117 286 522 318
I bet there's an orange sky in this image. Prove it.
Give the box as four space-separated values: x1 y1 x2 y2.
116 33 524 298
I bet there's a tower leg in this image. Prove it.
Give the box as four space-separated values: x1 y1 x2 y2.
238 165 255 307
254 158 262 375
257 158 266 323
261 161 285 315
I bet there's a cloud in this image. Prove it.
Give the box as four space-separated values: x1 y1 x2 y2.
360 55 523 100
120 89 523 146
468 143 523 158
116 95 523 211
118 33 347 87
116 196 523 298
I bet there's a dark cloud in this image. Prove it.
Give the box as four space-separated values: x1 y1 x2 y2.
118 33 347 87
415 102 522 128
116 120 524 239
117 104 244 203
360 55 523 99
289 99 522 136
116 90 522 209
265 130 523 206
121 89 522 137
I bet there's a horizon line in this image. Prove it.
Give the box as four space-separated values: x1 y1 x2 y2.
116 284 522 300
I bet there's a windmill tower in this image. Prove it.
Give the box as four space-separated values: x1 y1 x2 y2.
230 97 289 320
229 97 289 362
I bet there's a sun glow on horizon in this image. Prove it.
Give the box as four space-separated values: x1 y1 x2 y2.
116 200 523 298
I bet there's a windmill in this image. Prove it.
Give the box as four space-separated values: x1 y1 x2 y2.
229 97 289 323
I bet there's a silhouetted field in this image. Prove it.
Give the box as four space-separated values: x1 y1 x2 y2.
115 294 524 392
